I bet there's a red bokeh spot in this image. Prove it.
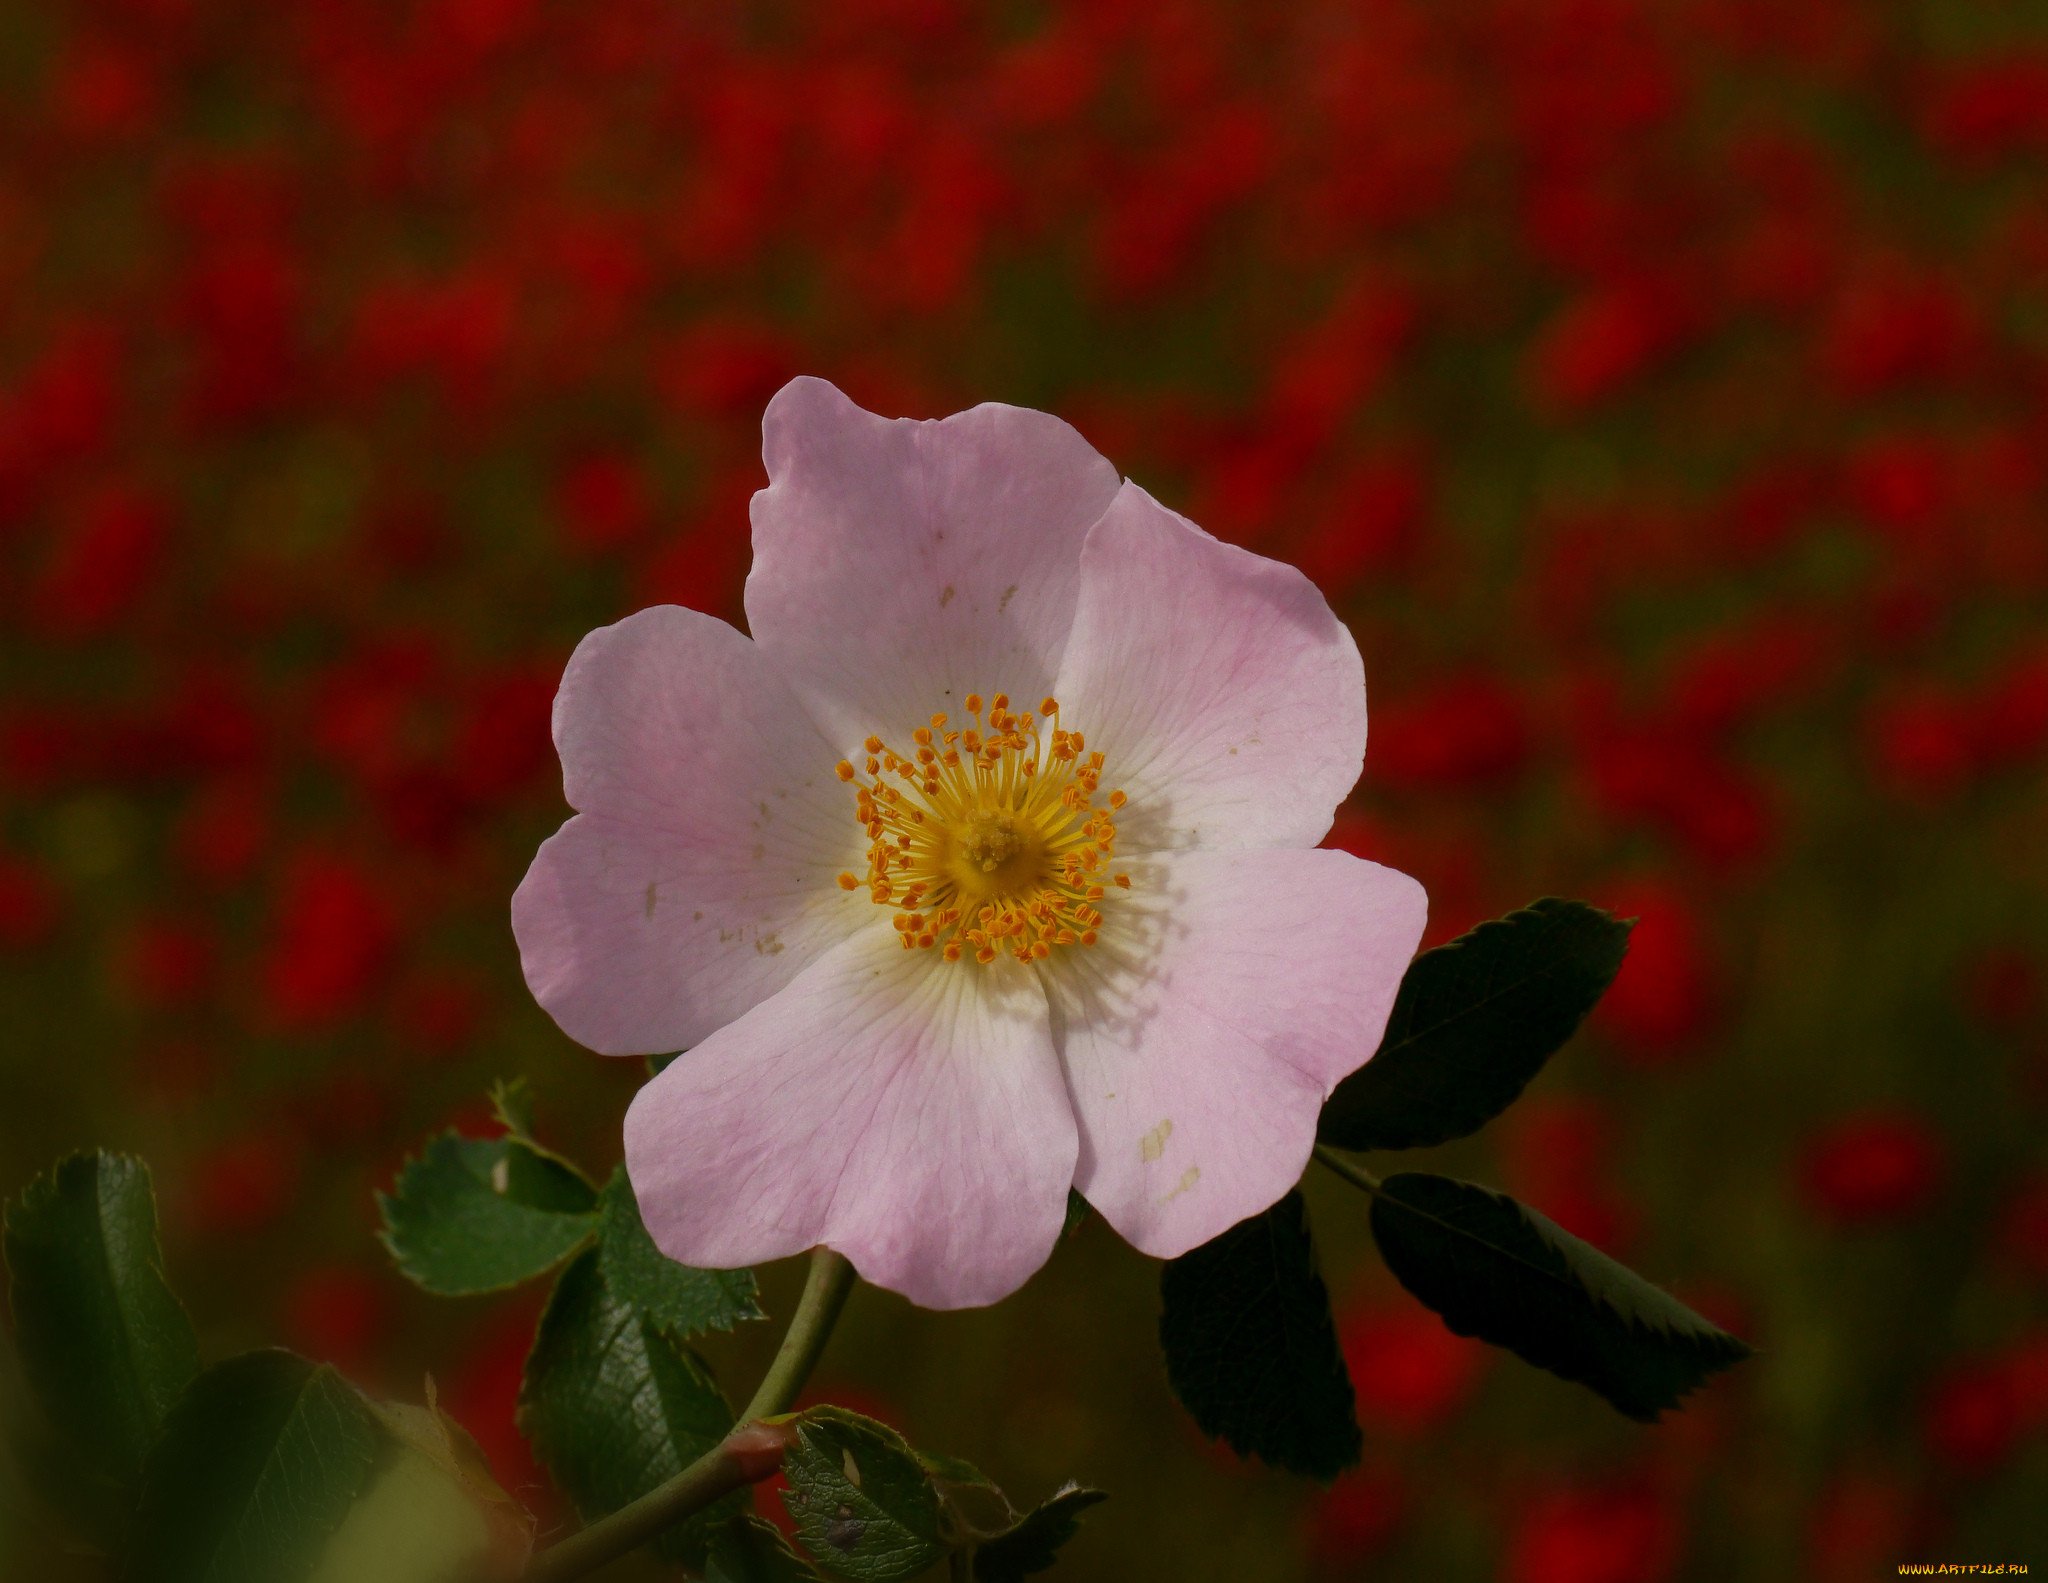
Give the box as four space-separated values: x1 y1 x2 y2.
33 486 170 638
261 853 398 1030
1368 676 1532 793
0 853 60 950
2002 1175 2048 1280
1340 1302 1486 1432
122 918 218 1010
1506 1482 1680 1583
554 451 651 554
1923 1357 2023 1474
190 1131 301 1236
1593 883 1718 1062
1806 1470 1916 1582
1306 1464 1407 1566
1799 1110 1944 1227
173 778 270 888
281 1264 390 1377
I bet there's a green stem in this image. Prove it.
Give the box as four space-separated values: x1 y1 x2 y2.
1312 1142 1383 1196
523 1248 857 1583
740 1247 858 1423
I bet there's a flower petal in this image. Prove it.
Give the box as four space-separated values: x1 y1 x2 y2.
1050 847 1425 1259
1053 483 1368 852
745 376 1123 752
512 606 863 1056
623 930 1076 1309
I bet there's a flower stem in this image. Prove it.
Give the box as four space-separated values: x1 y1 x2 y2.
740 1246 858 1423
1312 1142 1383 1196
522 1247 857 1583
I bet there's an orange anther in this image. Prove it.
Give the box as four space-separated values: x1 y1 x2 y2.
864 735 883 754
1113 874 1130 887
866 756 880 774
943 942 962 960
964 693 983 714
1109 790 1127 808
1079 930 1098 946
913 727 932 746
1040 696 1058 715
991 693 1009 711
836 760 856 781
837 873 858 891
976 946 997 964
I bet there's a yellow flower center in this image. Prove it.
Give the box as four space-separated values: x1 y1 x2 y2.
833 692 1132 964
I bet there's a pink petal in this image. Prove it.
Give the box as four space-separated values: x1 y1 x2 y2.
1052 847 1425 1259
1053 483 1368 852
512 606 863 1056
624 931 1077 1309
745 377 1122 752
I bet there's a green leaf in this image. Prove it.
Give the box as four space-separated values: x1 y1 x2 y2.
1157 1189 1359 1480
705 1513 830 1582
916 1449 1000 1495
594 1168 763 1337
518 1248 742 1567
1318 899 1632 1152
1369 1172 1753 1422
780 1406 946 1581
304 1441 515 1583
127 1350 381 1583
3 1152 200 1482
973 1484 1108 1583
488 1078 537 1141
378 1132 599 1296
1059 1190 1090 1242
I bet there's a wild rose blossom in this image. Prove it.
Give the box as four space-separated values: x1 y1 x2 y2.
513 378 1426 1308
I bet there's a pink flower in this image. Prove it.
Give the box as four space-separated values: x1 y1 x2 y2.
513 378 1426 1308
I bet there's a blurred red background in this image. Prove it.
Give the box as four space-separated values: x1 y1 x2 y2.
3 0 2048 1576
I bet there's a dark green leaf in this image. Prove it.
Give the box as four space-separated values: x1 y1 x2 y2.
127 1350 380 1583
489 1078 537 1141
519 1248 741 1567
1059 1190 1089 1242
1369 1172 1753 1422
705 1513 829 1582
916 1450 1000 1494
304 1439 518 1583
594 1168 763 1337
378 1133 599 1296
4 1152 200 1481
1157 1190 1359 1480
780 1406 946 1581
973 1484 1108 1583
1319 898 1632 1152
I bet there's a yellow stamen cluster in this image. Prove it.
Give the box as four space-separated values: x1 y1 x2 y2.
833 692 1132 964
